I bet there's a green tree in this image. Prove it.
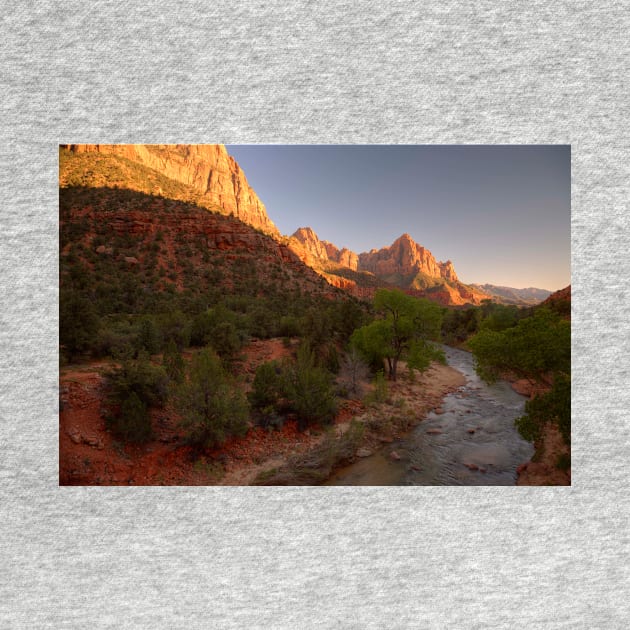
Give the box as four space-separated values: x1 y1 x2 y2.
284 344 337 430
479 303 520 332
468 308 570 384
249 361 285 411
115 391 151 443
189 306 242 359
175 349 249 451
350 289 444 381
469 307 571 447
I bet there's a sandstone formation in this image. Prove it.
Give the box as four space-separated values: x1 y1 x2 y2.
289 227 491 306
62 144 279 236
358 233 458 282
289 227 359 271
290 227 330 263
324 243 359 271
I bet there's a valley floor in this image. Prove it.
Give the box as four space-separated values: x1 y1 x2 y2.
59 340 465 486
59 338 567 486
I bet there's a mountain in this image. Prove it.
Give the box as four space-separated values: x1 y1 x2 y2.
59 148 349 327
540 285 571 318
59 186 347 333
358 233 458 285
470 284 552 306
289 227 358 270
290 227 489 306
61 144 279 236
61 145 549 309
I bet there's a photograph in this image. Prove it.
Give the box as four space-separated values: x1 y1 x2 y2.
59 144 570 486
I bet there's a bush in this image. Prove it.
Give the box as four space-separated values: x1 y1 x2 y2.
284 345 337 430
365 370 388 404
175 349 249 450
338 347 370 397
515 374 571 446
137 317 160 354
249 361 285 411
105 360 169 443
113 391 151 443
59 289 100 359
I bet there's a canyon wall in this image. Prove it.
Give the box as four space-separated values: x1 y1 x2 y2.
63 144 279 236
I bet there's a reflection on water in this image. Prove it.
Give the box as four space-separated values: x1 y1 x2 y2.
325 346 534 486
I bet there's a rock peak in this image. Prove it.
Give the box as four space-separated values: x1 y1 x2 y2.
289 226 358 271
359 234 456 282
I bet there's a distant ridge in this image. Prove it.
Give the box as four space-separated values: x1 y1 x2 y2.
470 284 552 306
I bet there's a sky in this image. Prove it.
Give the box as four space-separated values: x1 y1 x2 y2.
226 145 570 291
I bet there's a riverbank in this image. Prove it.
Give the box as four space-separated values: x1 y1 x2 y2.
59 340 464 485
515 423 570 485
502 375 571 486
251 361 466 485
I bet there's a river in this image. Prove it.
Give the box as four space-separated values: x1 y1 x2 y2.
324 346 535 486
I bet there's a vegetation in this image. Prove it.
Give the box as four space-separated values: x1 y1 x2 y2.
516 374 571 445
249 345 338 431
59 184 367 365
350 289 445 380
175 349 249 451
469 307 571 447
468 308 570 384
253 421 365 485
104 360 169 443
283 345 338 430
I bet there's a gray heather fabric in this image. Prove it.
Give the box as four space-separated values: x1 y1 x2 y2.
1 2 628 628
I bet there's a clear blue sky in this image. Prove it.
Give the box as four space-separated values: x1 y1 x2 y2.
226 145 570 291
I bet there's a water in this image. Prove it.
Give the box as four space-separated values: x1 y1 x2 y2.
325 346 534 486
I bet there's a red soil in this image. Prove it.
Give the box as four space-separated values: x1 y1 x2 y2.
59 339 363 486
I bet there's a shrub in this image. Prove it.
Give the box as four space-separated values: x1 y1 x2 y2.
515 374 571 446
105 360 169 443
365 370 389 405
137 317 160 354
175 349 249 451
112 391 151 443
284 345 337 430
59 289 100 359
249 361 285 411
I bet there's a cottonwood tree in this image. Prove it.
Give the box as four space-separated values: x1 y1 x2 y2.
350 289 444 381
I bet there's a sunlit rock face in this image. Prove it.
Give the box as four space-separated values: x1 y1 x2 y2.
358 233 458 281
63 144 279 236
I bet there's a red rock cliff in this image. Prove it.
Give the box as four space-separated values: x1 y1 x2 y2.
63 144 279 236
358 233 458 281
